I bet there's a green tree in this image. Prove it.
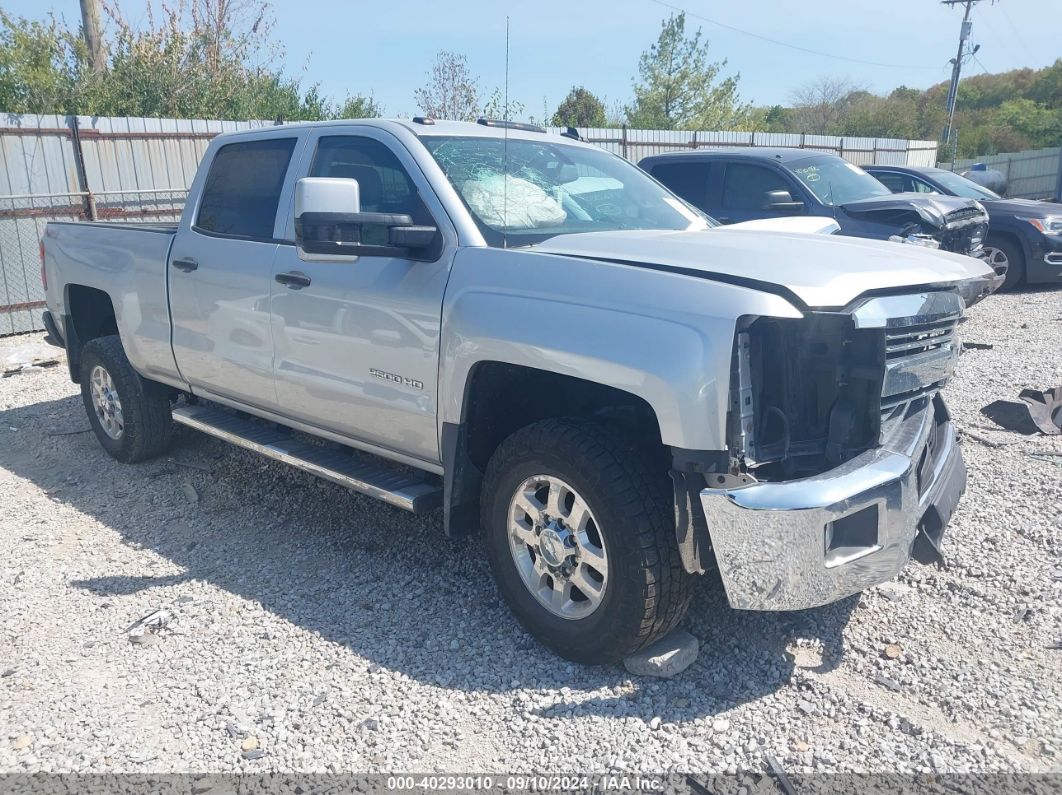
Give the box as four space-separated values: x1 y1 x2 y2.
625 12 749 130
334 93 383 119
481 87 525 121
550 86 607 128
788 76 866 135
842 95 921 140
1029 58 1062 107
993 98 1062 148
0 2 381 121
414 50 480 121
0 11 80 113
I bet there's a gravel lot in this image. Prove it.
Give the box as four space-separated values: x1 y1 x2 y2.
1 288 1060 777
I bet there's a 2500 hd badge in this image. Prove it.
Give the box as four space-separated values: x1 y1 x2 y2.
370 368 424 390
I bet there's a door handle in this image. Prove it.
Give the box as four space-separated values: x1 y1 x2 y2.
275 271 311 289
172 257 198 272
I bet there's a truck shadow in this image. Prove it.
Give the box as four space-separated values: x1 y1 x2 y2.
1 392 858 722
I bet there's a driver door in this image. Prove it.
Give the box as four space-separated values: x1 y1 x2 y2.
269 128 455 466
717 161 806 224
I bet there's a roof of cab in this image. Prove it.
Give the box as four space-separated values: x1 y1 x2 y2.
210 118 593 147
640 147 841 166
864 164 946 176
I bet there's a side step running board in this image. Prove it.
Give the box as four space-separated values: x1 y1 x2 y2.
171 405 442 514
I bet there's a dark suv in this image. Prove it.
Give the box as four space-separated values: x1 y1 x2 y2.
864 164 1062 290
640 148 990 261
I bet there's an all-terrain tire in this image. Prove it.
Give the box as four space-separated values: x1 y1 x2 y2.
79 335 173 463
481 417 692 664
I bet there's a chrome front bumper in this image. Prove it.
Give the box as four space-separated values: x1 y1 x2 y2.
701 397 965 611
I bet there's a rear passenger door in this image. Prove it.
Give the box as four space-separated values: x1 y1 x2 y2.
169 134 302 411
717 161 805 224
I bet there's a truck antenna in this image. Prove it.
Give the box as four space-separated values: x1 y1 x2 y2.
502 15 510 250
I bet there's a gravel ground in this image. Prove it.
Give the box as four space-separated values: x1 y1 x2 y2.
0 288 1060 777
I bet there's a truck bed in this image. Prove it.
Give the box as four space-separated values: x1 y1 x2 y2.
43 219 179 384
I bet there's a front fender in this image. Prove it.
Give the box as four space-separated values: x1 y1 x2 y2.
440 247 803 451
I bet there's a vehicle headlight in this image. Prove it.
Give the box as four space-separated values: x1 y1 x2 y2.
1026 216 1062 235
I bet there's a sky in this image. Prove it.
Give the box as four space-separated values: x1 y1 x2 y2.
5 0 1060 118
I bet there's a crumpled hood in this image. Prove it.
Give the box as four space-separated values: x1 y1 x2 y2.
841 192 984 225
533 227 996 309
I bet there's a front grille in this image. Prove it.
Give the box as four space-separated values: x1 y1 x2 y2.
849 291 964 423
880 310 961 419
884 317 957 359
944 206 985 226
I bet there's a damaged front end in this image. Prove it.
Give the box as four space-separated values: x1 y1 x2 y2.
844 196 989 259
686 291 968 610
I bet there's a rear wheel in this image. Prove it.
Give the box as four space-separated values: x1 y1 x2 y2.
80 336 173 463
983 235 1024 292
481 418 692 664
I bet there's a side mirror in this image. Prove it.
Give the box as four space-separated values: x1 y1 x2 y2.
294 177 437 259
762 189 805 212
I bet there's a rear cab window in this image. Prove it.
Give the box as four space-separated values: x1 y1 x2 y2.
195 138 297 239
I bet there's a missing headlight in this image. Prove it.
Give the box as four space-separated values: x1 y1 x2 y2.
729 313 885 480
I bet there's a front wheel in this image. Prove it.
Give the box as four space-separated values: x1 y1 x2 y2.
481 418 692 664
983 235 1025 292
79 335 173 463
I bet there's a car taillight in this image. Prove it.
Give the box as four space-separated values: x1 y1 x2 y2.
39 239 47 290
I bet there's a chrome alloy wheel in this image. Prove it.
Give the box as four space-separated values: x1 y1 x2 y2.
508 475 609 619
981 245 1010 277
89 364 124 439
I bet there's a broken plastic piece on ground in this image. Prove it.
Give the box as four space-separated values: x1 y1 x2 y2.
126 608 172 641
961 341 993 351
980 387 1062 436
911 522 946 568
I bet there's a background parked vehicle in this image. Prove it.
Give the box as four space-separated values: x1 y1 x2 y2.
864 164 1062 291
639 148 991 260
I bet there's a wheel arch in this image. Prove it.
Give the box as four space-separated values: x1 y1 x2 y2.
63 284 118 383
440 361 667 537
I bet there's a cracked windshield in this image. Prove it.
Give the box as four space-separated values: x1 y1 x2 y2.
422 135 708 246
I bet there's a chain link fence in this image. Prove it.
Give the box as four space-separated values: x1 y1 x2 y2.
0 189 186 335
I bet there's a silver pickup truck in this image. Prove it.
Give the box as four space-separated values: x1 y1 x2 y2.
41 119 996 664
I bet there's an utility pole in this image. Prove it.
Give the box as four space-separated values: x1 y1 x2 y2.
79 0 106 74
941 0 986 165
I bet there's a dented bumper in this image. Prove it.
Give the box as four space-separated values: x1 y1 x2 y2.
701 396 965 611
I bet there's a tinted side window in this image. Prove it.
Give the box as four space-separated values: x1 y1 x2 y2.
909 177 937 194
721 163 792 210
196 138 296 239
872 172 905 193
310 136 431 222
649 161 711 208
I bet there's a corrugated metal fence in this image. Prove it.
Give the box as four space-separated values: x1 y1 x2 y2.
0 113 272 334
547 127 940 168
1 113 939 336
939 147 1062 201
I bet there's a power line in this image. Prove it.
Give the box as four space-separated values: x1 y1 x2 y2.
996 3 1031 55
649 0 940 70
